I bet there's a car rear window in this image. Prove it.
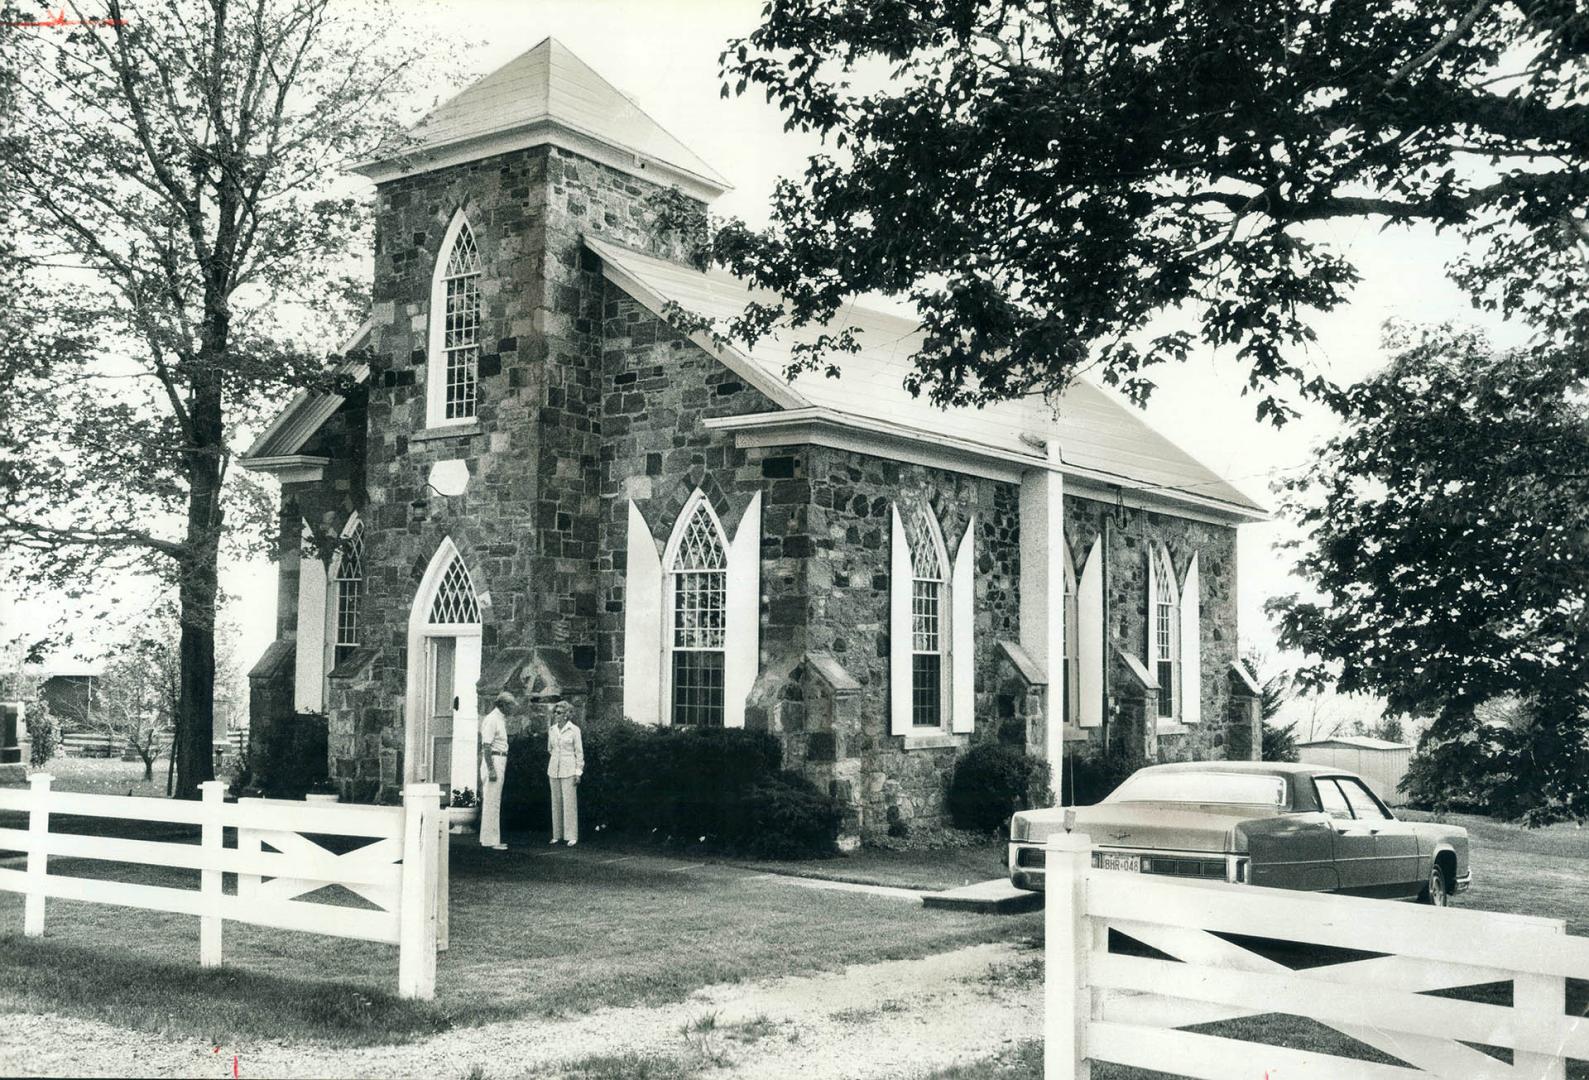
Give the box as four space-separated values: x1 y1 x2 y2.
1107 771 1288 807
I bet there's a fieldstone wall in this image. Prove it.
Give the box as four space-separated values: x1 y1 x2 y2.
249 133 1253 820
591 293 789 724
795 448 1023 832
313 144 707 798
1063 494 1241 766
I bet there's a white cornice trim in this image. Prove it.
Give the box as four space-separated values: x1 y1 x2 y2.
704 408 1268 524
589 237 810 412
242 322 373 461
239 455 330 484
353 120 729 203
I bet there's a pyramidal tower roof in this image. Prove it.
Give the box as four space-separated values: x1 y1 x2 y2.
355 37 730 200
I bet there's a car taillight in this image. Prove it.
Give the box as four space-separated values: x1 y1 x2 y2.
1232 856 1250 883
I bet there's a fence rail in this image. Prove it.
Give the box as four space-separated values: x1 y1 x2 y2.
0 775 448 999
1044 830 1589 1080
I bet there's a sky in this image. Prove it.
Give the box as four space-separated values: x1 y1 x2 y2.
4 0 1531 730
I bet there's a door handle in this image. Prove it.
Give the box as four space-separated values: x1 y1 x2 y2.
453 696 459 710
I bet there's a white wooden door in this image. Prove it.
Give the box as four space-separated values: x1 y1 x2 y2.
425 637 456 788
449 635 482 798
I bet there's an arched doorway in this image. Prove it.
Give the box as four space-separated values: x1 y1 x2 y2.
405 539 482 792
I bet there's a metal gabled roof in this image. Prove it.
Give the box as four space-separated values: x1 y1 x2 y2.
587 237 1268 521
356 37 730 198
242 322 371 462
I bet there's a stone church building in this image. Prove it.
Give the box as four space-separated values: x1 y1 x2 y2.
243 38 1267 837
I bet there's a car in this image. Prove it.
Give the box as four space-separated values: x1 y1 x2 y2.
1008 761 1470 904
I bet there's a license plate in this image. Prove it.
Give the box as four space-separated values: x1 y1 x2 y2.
1098 852 1141 874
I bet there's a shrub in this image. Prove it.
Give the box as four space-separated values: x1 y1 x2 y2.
25 710 60 767
947 742 1050 834
1054 744 1138 806
502 716 839 856
1262 721 1300 763
725 772 844 858
257 710 330 798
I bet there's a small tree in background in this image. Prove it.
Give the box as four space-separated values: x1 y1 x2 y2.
1244 650 1298 764
1269 325 1589 823
0 0 440 798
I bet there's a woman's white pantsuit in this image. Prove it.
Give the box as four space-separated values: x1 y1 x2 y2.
547 719 584 843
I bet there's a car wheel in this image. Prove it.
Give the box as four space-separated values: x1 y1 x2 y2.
1419 865 1449 907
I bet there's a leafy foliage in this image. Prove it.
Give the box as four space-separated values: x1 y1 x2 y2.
946 741 1050 832
243 710 330 799
1261 721 1299 764
0 0 433 796
1269 325 1589 822
1063 744 1139 806
1244 650 1299 762
679 1 1589 422
25 709 60 768
503 718 842 857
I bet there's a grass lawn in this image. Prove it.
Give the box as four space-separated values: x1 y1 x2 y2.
35 754 176 798
736 842 1007 892
0 819 1038 1047
1401 808 1589 934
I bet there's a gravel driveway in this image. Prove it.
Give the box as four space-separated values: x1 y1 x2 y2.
0 941 1041 1079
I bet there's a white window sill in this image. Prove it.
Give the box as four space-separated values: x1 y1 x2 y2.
413 423 482 443
902 732 964 751
1155 721 1191 737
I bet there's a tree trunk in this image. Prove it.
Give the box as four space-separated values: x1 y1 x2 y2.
172 363 226 799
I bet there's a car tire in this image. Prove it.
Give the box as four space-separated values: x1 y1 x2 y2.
1419 864 1450 907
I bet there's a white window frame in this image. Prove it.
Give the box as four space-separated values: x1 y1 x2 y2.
325 514 365 677
426 212 482 429
1149 543 1180 728
905 505 951 730
891 502 974 739
1061 538 1081 729
662 491 730 728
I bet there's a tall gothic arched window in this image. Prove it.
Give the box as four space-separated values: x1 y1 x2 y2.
333 519 365 666
667 494 728 727
1150 544 1179 719
902 503 947 728
428 214 481 426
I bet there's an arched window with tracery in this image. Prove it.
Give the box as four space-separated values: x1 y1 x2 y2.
902 503 948 728
666 494 728 727
332 519 365 666
430 553 481 625
428 214 481 427
1149 544 1179 719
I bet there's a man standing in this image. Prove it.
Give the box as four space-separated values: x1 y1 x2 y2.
478 691 516 851
546 699 583 846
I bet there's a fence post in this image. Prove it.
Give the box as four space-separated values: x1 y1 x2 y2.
397 782 440 1000
198 780 226 968
435 803 450 953
1045 831 1093 1080
23 773 52 937
1514 921 1567 1080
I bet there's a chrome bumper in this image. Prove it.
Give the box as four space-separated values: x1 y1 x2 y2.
1008 840 1248 892
1455 870 1472 893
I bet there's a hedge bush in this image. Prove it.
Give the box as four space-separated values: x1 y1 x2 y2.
1064 746 1140 805
946 742 1051 833
254 710 330 798
502 717 839 857
25 710 59 768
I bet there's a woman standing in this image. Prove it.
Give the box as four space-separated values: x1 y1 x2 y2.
478 691 516 851
546 699 583 846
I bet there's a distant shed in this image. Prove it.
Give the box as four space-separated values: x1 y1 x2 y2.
1297 736 1414 806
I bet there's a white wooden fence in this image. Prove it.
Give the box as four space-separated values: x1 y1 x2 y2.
0 776 449 999
1044 831 1589 1080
